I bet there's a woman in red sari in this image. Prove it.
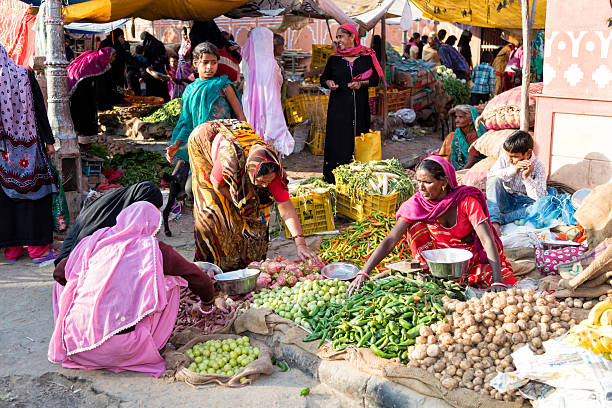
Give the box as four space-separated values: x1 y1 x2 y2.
349 156 516 294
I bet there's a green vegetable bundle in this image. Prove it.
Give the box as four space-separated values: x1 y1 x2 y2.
141 98 182 127
302 276 463 362
319 212 412 275
434 74 470 106
110 148 173 186
332 159 415 203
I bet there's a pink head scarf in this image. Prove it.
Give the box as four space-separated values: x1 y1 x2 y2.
331 24 385 84
396 155 503 263
48 201 168 363
67 47 115 96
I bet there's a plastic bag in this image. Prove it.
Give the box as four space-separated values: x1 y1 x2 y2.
389 108 416 124
49 159 69 233
354 130 381 163
523 189 576 229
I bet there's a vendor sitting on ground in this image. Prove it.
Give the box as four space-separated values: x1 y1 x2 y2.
486 130 547 234
49 202 215 378
438 105 487 171
188 119 320 271
349 156 516 295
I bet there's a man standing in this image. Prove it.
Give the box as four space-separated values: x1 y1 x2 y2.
438 40 471 80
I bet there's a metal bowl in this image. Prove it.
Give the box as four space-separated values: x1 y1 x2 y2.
321 262 360 280
571 189 592 210
194 262 223 277
213 269 260 295
149 70 170 81
421 248 472 279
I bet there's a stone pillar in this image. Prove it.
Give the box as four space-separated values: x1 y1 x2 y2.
44 0 82 225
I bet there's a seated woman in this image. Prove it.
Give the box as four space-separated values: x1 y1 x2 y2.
349 156 516 294
54 181 163 266
49 202 214 377
166 42 245 165
438 105 487 171
188 119 319 270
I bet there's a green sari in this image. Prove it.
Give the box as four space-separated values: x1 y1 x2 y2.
449 106 487 170
170 75 238 162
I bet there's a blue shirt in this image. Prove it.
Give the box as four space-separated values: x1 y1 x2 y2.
438 43 470 74
471 63 495 95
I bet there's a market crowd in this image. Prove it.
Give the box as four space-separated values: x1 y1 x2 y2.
0 21 552 379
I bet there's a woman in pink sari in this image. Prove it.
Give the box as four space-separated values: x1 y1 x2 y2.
349 156 516 294
49 201 214 377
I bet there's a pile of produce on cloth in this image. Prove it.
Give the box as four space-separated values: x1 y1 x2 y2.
434 65 470 106
333 159 415 201
184 336 260 378
299 276 463 355
174 289 243 335
319 213 412 274
109 148 173 186
289 176 337 214
405 289 575 402
141 98 182 127
564 299 612 359
248 256 325 288
88 136 132 155
251 279 350 329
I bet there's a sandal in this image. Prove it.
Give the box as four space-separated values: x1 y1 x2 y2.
32 250 56 264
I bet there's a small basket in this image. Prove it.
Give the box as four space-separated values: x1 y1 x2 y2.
284 191 335 238
307 125 325 156
311 44 336 68
81 155 104 176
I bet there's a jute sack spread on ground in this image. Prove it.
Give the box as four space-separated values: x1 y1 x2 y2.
563 238 612 289
574 182 612 249
229 308 526 408
163 332 274 387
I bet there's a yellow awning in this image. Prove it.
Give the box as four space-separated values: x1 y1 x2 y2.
410 0 546 29
64 0 250 24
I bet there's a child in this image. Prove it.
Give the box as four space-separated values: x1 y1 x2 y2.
167 55 179 98
166 42 246 164
127 45 147 96
486 130 548 232
470 51 495 105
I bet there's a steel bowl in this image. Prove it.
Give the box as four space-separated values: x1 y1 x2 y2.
213 269 260 295
194 262 223 277
421 248 472 279
321 262 360 280
571 189 592 210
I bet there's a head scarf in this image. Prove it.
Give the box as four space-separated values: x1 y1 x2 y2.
141 32 168 69
241 27 294 155
67 47 115 96
48 202 168 362
54 181 163 266
396 155 503 263
0 44 54 199
190 21 241 62
331 24 385 85
449 105 487 170
246 145 287 187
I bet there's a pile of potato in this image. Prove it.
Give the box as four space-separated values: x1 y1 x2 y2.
562 294 612 310
89 135 132 156
406 288 576 402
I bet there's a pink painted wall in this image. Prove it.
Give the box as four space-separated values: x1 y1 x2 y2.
534 0 612 190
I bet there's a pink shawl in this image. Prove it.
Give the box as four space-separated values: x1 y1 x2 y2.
331 24 385 84
67 47 115 96
48 201 167 363
241 27 294 155
396 155 503 263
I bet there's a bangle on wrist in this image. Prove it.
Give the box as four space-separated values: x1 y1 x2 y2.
291 233 304 240
356 272 371 280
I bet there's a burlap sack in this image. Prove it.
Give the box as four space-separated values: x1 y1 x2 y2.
549 284 612 299
566 239 612 289
164 332 274 387
575 182 612 249
509 259 536 277
318 345 527 408
504 247 536 262
470 129 517 158
579 272 612 288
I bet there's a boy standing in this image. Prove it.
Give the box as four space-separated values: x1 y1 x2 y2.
487 131 548 232
470 51 495 105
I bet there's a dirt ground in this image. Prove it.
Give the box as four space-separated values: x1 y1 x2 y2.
0 131 442 407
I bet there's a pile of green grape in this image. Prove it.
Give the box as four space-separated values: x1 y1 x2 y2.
185 336 260 377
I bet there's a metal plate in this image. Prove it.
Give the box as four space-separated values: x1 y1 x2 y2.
213 269 259 281
194 262 223 276
321 262 360 280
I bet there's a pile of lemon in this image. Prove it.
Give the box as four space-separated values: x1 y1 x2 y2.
185 336 260 376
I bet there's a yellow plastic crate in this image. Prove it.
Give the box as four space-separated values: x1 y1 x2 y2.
284 191 335 238
368 87 377 98
308 125 325 156
285 94 307 125
335 182 399 221
311 44 336 68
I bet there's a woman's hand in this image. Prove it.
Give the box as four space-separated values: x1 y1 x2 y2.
165 143 180 163
348 273 367 296
295 241 320 263
347 81 362 90
325 80 339 90
46 144 55 158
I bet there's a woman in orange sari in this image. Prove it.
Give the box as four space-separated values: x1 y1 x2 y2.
350 156 516 294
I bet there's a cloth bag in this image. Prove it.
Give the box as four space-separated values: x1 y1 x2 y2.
49 159 69 233
355 130 381 163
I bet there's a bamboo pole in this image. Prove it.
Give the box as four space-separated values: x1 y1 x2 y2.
381 17 388 134
520 0 532 132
